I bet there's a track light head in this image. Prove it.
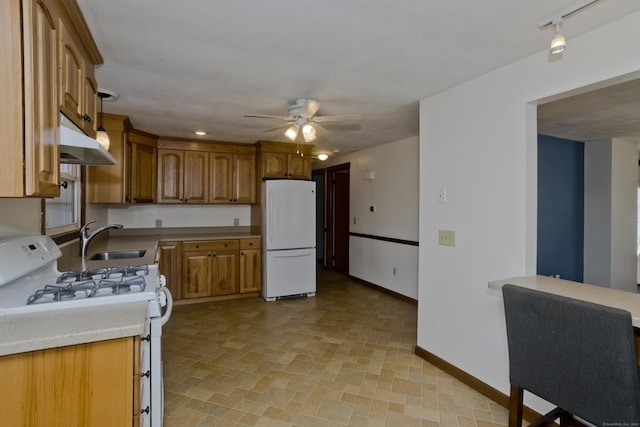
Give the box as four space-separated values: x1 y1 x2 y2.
550 21 566 54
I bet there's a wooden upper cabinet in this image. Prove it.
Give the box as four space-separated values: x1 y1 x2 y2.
184 151 208 204
209 153 233 203
233 153 256 204
157 149 183 203
262 152 287 179
87 115 158 204
157 149 208 204
209 152 255 204
286 153 311 179
256 141 313 183
130 140 156 203
23 0 60 197
82 75 98 137
59 19 84 125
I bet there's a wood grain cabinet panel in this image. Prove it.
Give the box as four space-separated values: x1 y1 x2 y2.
209 152 255 204
157 241 182 301
131 139 157 203
0 338 137 427
23 0 60 197
157 149 184 203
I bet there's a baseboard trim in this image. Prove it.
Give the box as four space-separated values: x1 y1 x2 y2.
348 275 418 305
414 345 544 423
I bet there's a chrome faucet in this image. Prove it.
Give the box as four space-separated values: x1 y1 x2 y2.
80 220 124 257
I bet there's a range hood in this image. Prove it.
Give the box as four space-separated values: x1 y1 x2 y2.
59 114 116 165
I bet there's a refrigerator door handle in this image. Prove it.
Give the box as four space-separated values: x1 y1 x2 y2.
272 250 314 258
268 188 273 243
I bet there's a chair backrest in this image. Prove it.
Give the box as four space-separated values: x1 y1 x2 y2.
502 284 640 425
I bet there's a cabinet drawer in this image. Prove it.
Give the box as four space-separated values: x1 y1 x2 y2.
182 240 239 252
240 238 261 250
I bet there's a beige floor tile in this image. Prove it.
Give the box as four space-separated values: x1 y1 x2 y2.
162 268 507 426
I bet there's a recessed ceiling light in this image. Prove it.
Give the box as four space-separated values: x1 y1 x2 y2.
317 153 329 161
194 131 207 136
333 148 341 153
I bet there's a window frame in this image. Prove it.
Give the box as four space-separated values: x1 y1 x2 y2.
43 164 84 244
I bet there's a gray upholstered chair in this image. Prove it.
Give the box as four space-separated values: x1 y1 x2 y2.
501 284 640 427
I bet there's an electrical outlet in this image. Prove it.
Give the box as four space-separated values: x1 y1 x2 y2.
393 267 397 276
438 230 455 247
353 217 357 225
234 218 240 227
155 219 162 228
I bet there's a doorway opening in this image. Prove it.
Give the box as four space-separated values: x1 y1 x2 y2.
313 163 350 274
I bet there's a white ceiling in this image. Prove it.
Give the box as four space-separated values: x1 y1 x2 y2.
76 0 640 157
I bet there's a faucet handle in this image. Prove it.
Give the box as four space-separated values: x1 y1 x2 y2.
80 220 98 235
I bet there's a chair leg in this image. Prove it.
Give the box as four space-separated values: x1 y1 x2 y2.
508 384 524 427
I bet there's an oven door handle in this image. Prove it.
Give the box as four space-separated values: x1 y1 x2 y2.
159 286 173 326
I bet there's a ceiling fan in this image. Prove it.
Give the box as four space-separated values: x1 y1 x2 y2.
244 98 361 143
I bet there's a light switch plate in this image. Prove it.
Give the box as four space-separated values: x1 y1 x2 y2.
438 230 455 247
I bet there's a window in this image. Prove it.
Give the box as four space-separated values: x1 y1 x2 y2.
45 164 81 235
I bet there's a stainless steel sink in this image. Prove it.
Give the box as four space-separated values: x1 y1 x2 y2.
89 249 146 260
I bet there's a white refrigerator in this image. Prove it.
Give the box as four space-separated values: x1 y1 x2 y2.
262 179 316 301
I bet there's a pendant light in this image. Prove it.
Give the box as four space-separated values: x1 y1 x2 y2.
96 91 110 150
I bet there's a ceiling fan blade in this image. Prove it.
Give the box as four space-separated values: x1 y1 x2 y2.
312 114 361 123
244 114 292 121
300 99 320 118
263 122 294 132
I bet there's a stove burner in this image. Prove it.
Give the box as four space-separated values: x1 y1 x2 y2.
94 276 146 296
27 280 96 305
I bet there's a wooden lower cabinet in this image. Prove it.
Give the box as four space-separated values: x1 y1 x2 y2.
240 239 261 293
0 337 139 427
158 238 260 303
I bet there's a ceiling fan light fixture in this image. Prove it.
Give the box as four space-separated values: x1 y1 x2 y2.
284 124 299 141
302 124 316 142
550 21 566 54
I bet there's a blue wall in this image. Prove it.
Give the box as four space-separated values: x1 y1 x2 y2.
537 134 584 282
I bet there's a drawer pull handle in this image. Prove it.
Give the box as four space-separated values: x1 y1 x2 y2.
141 334 151 342
141 370 151 378
141 406 150 415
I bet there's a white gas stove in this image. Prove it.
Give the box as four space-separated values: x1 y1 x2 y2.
0 235 172 427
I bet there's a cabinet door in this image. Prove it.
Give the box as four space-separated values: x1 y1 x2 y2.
59 20 84 125
82 75 97 137
0 338 135 427
158 241 182 301
131 142 156 203
209 153 233 203
233 154 256 204
287 154 311 179
157 149 183 203
182 251 211 298
239 248 261 293
23 0 59 197
262 152 287 178
212 250 238 295
183 151 208 203
87 127 126 203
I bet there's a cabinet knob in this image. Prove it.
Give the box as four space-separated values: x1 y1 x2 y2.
249 242 253 246
224 243 228 247
195 245 200 248
82 114 92 123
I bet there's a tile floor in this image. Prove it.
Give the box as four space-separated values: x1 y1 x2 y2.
162 268 508 426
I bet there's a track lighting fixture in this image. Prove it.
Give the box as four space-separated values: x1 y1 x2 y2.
538 0 602 55
550 21 566 54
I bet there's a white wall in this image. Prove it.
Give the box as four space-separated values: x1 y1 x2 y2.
419 11 640 414
584 139 638 291
323 136 419 298
0 199 42 239
106 204 251 228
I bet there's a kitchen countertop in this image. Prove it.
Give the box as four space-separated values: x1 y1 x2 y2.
489 275 640 328
57 226 261 271
0 227 261 357
0 301 147 356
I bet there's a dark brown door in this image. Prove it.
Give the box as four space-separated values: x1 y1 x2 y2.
332 169 350 273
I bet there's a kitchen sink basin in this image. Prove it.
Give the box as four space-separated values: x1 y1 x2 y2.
89 249 146 260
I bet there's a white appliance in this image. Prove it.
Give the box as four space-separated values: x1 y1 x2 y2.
262 179 316 301
0 235 172 427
